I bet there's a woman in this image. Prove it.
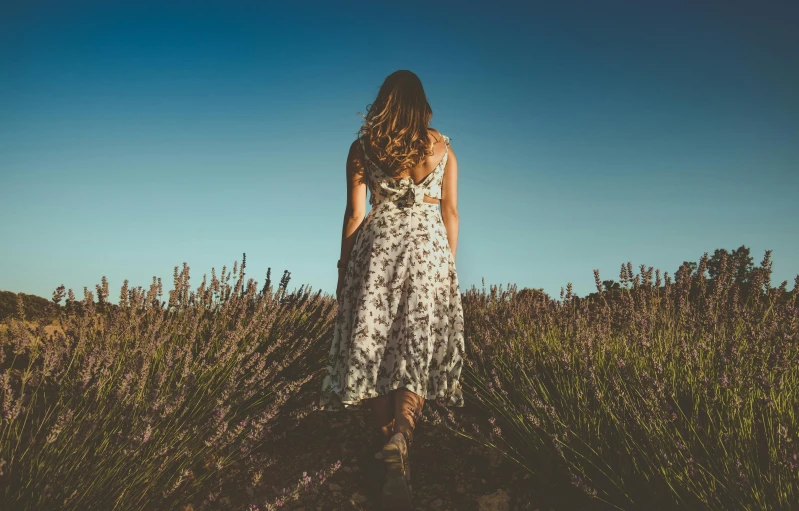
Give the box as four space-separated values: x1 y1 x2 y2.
319 70 466 509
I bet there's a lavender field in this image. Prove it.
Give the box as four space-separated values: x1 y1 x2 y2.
1 249 797 510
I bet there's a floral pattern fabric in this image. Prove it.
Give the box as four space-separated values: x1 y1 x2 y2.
319 133 466 411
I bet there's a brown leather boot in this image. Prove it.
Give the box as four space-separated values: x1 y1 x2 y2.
392 388 425 451
380 388 424 508
379 431 412 510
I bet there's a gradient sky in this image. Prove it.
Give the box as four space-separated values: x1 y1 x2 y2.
1 0 797 304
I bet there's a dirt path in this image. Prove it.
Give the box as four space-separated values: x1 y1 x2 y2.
254 397 546 511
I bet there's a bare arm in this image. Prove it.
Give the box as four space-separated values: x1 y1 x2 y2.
339 140 368 270
440 143 459 262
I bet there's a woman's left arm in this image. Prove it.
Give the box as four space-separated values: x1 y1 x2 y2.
336 141 367 296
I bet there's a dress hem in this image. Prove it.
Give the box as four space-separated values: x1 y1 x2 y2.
318 384 464 412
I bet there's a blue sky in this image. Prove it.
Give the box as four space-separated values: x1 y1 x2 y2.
1 0 797 303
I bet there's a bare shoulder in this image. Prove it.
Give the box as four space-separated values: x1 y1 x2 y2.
445 141 457 167
349 138 366 162
427 128 445 145
347 138 367 175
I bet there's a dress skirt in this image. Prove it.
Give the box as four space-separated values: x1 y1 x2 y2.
319 200 466 411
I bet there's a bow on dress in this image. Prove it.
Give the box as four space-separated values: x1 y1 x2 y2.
377 177 427 207
401 179 426 206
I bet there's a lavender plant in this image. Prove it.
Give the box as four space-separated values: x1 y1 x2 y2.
0 254 337 510
431 250 799 510
4 249 797 510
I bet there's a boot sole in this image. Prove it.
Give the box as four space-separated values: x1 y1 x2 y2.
379 436 412 510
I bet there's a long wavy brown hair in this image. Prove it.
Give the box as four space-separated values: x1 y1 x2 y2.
357 70 437 178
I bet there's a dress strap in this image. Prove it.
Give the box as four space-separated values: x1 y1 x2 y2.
438 134 450 169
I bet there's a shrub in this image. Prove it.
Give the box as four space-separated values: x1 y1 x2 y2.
431 250 799 510
0 255 337 510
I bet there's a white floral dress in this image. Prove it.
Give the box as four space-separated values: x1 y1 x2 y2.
319 133 466 411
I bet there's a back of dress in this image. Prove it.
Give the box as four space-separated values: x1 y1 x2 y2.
319 132 466 412
360 134 450 209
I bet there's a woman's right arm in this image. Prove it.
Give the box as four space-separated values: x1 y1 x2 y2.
440 144 459 262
